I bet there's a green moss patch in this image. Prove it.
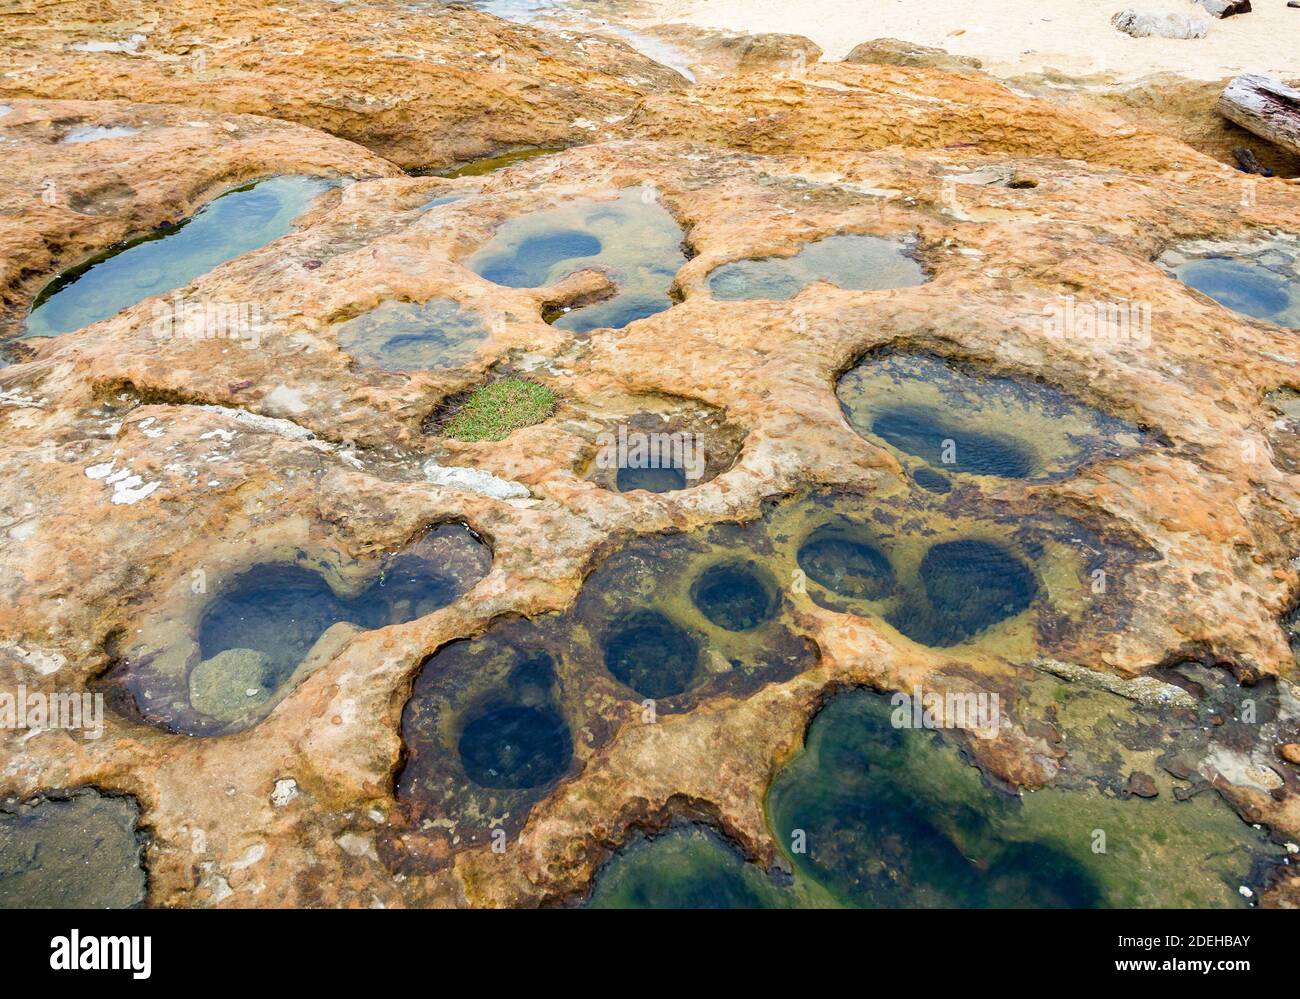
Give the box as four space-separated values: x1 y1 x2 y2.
440 378 557 442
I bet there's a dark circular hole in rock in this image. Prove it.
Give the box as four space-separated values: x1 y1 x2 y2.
797 529 896 601
602 609 700 698
616 464 687 493
457 705 572 790
911 466 952 494
478 230 602 288
898 539 1036 646
197 563 345 688
871 406 1036 479
689 561 778 631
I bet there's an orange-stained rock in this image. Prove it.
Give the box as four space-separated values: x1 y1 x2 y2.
619 62 1220 173
0 98 400 338
0 0 686 170
0 1 1299 910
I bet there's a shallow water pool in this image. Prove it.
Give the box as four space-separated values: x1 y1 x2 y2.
766 688 1283 908
708 234 927 301
333 297 491 370
0 790 146 908
837 350 1142 481
1159 237 1299 328
104 524 491 736
1167 257 1297 326
587 684 1285 908
465 189 687 333
23 175 335 339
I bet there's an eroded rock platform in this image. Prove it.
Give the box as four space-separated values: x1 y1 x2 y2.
1 0 1299 909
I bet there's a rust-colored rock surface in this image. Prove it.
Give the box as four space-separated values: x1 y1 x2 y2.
0 98 400 339
0 0 686 170
618 62 1220 172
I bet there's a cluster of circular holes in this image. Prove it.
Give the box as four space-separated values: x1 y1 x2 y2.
601 560 780 699
449 529 1036 787
796 526 1037 647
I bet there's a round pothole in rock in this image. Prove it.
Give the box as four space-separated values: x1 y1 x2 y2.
0 789 147 908
797 527 896 601
107 524 491 735
890 539 1037 647
395 620 595 866
837 350 1144 481
575 397 747 494
457 705 573 790
616 464 687 493
465 188 687 333
689 561 779 632
1158 238 1298 327
195 563 347 708
781 490 1145 657
23 175 337 340
574 522 819 708
708 234 928 301
195 532 484 714
602 609 701 698
332 297 491 370
910 466 951 494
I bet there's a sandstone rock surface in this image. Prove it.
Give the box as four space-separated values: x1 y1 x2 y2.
1112 9 1209 39
1 0 1299 910
0 0 686 170
0 98 400 340
843 37 983 72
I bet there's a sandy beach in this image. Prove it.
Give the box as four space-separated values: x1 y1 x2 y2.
630 0 1300 80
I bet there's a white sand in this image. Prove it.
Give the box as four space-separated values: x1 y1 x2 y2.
633 0 1300 81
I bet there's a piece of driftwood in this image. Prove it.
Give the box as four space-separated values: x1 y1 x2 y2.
1217 73 1300 157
